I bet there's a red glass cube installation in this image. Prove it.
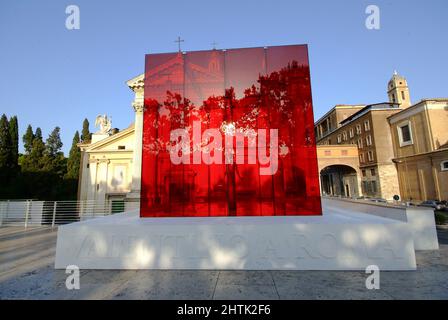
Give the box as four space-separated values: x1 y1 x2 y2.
141 44 321 217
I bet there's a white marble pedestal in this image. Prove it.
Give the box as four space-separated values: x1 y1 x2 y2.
55 206 419 270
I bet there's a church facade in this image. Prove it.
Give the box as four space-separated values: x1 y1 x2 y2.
77 74 144 210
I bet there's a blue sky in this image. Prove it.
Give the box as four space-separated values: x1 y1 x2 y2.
0 0 447 154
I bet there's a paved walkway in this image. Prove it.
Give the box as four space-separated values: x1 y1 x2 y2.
0 225 447 299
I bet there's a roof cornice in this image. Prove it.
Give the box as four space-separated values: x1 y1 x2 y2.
83 125 135 151
126 74 144 91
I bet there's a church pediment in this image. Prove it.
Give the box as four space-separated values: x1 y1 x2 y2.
82 125 135 152
127 74 144 90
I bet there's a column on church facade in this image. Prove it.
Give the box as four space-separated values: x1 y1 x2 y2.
87 159 98 202
126 93 144 204
77 150 90 201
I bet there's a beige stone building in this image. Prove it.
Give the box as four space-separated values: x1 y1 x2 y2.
316 144 360 198
389 98 448 202
314 72 414 200
315 104 365 140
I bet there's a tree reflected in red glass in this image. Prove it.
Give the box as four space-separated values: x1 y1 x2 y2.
141 45 321 217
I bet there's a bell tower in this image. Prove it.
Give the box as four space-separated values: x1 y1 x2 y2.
388 71 411 108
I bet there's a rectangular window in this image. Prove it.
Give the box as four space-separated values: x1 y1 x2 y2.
362 169 366 177
357 138 363 149
442 161 448 171
401 125 411 142
342 131 347 141
370 168 376 176
401 91 405 100
349 128 354 138
359 153 365 163
337 135 342 144
366 135 372 146
397 122 413 147
118 145 126 150
364 120 370 131
367 150 374 162
356 124 362 135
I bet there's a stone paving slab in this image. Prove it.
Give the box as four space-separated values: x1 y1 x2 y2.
0 225 447 300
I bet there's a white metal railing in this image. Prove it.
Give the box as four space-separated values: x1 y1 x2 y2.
0 199 139 228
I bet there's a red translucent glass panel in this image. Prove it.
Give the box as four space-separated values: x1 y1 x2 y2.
141 44 321 217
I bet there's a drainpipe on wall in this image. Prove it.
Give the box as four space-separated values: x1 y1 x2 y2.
430 155 442 201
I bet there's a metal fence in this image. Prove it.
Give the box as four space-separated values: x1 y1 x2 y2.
0 199 139 228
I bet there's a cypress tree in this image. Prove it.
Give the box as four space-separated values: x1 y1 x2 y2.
45 127 63 157
22 127 45 172
81 118 91 143
43 127 65 176
23 124 34 154
0 114 12 171
9 116 19 169
35 127 42 141
66 131 81 179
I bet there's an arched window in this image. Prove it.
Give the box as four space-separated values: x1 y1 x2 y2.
441 160 448 172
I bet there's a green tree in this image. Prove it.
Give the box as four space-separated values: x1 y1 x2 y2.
9 116 19 169
81 118 91 143
45 126 63 157
23 124 34 154
35 127 42 141
0 114 12 173
66 131 81 179
22 127 45 172
1 122 78 201
43 127 66 176
29 136 46 171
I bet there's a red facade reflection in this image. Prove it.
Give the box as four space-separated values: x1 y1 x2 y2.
141 44 321 217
